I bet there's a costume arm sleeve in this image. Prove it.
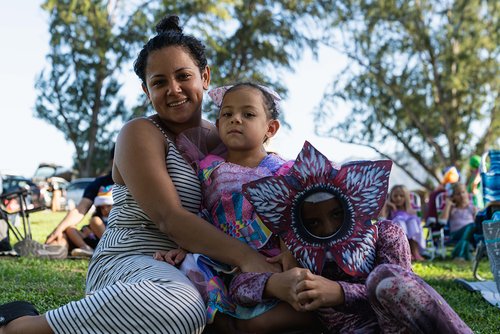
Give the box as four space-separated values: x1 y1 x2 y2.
229 272 273 306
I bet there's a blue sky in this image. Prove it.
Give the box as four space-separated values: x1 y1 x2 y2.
0 1 417 188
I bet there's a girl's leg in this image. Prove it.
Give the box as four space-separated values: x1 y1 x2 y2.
89 217 106 239
409 239 425 261
204 313 237 334
234 302 321 334
451 224 475 260
404 216 426 261
366 264 472 334
1 315 53 334
65 227 90 250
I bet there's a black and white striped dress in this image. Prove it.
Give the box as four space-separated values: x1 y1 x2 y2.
46 119 206 333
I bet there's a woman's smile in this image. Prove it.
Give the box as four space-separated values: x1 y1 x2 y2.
167 99 188 107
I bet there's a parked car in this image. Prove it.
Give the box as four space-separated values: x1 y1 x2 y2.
0 174 44 211
65 178 95 210
32 163 73 209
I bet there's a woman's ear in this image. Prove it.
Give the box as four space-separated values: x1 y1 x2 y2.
266 119 280 139
202 66 211 90
142 83 150 99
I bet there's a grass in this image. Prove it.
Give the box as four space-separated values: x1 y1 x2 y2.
1 211 499 333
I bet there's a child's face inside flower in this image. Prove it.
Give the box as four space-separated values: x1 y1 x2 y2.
300 193 344 238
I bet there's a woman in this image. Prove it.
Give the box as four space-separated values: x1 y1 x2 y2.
0 15 277 334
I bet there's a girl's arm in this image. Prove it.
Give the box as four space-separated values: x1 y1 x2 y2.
439 198 454 221
380 200 395 218
114 119 277 273
231 220 411 312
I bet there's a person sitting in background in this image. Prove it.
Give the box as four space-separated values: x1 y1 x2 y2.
380 184 426 261
66 186 113 257
45 146 114 257
466 154 484 209
439 182 477 261
424 166 460 226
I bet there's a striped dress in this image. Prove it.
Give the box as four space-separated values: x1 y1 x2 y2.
46 118 206 334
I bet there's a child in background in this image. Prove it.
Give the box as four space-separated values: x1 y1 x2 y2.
67 186 113 257
440 182 477 261
155 83 317 333
466 155 484 209
380 184 426 261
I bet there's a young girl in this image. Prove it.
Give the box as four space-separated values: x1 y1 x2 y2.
440 182 477 261
235 144 472 333
66 186 113 257
156 82 318 333
380 185 426 261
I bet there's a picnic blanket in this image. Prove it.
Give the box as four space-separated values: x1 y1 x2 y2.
455 279 500 309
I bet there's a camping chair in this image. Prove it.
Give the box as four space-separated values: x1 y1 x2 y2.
409 192 422 218
472 150 500 281
0 188 45 250
424 192 448 260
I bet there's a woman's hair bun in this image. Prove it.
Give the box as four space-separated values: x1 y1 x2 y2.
156 15 183 34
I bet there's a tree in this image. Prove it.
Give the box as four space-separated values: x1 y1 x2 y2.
314 0 499 189
35 0 333 175
35 0 149 176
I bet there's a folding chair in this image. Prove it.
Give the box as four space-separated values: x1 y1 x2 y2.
409 192 422 218
424 192 448 260
0 188 45 241
472 150 500 281
0 187 46 256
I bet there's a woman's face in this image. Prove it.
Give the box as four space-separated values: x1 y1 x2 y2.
143 46 210 132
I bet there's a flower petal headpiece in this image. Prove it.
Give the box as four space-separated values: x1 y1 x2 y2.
208 85 281 110
242 141 392 276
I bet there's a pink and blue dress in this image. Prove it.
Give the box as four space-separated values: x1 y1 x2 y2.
179 152 292 322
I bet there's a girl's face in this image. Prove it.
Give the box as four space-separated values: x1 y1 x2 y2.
390 188 406 208
99 204 112 217
452 185 469 206
216 87 279 152
143 46 210 132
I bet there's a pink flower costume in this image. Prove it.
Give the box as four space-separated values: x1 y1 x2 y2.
238 141 472 333
177 132 293 322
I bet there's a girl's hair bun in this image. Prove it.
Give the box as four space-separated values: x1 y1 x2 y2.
156 15 183 34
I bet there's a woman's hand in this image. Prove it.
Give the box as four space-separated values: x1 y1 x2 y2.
266 246 299 271
296 270 344 310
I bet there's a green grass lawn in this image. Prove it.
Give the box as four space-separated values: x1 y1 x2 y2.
1 211 499 333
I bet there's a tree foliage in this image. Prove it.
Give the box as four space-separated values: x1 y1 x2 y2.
314 0 499 188
35 0 149 176
35 0 333 176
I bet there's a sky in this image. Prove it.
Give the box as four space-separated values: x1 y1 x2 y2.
0 1 419 189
